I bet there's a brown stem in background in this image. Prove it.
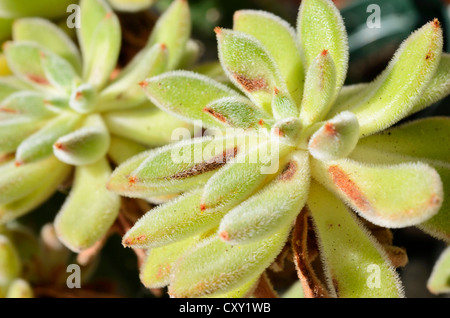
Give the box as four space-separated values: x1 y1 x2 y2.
292 207 331 298
253 272 279 298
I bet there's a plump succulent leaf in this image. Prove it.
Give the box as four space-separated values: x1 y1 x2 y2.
15 113 81 164
216 28 291 115
140 235 200 288
311 158 443 228
98 43 168 111
122 189 226 248
0 91 57 120
78 0 121 90
107 136 147 165
12 18 82 73
54 158 121 252
5 278 33 298
0 160 70 223
168 225 291 298
300 50 337 126
308 111 359 161
107 134 249 198
142 70 240 128
103 104 192 148
308 182 404 297
233 9 304 105
350 117 450 241
0 234 21 293
0 118 45 155
0 77 27 101
427 246 450 294
350 20 443 137
53 114 110 166
147 0 190 70
218 150 309 244
297 0 348 96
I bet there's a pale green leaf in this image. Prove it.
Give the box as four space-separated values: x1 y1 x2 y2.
427 246 450 295
15 113 82 164
297 0 348 95
6 278 33 298
0 155 64 206
233 9 304 105
12 17 82 72
216 28 288 114
308 182 404 297
122 189 224 248
176 39 201 70
53 114 110 166
201 138 292 211
147 0 190 70
350 20 443 136
218 150 309 244
202 96 271 129
69 83 97 114
103 104 192 148
108 0 154 12
0 235 21 292
140 235 199 288
142 70 240 128
107 135 147 165
98 43 168 111
0 118 45 154
79 0 121 89
299 50 337 126
39 49 79 93
0 91 56 120
311 158 443 228
168 225 291 298
204 275 259 298
54 158 121 252
0 76 28 102
308 111 359 161
271 87 298 120
0 160 70 224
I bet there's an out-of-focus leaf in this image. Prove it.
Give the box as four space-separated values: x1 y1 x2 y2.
108 0 154 12
0 91 56 120
6 278 33 298
427 246 450 295
107 135 146 165
0 234 21 294
0 0 76 19
54 158 121 252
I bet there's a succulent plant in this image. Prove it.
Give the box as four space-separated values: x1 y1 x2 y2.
108 0 450 297
0 0 194 253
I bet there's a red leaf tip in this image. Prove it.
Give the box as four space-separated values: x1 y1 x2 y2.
321 49 328 56
214 27 222 36
219 231 230 241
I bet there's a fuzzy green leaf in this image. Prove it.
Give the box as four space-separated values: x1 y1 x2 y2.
218 150 309 244
78 0 120 89
142 70 240 128
98 43 168 111
168 225 291 298
201 138 291 211
12 18 82 72
53 114 110 166
216 28 288 114
0 77 27 101
0 160 70 223
54 158 121 252
38 48 80 92
308 111 359 161
271 87 298 120
147 0 190 70
3 42 55 91
0 91 55 120
202 96 271 129
311 158 443 228
299 50 337 126
107 134 244 198
15 113 82 164
349 117 450 241
233 9 304 105
297 0 348 95
122 189 224 248
140 235 200 288
350 20 443 136
0 155 64 206
427 246 450 295
0 118 45 154
308 182 404 297
69 83 97 114
103 104 192 148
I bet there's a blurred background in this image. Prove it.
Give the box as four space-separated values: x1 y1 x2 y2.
3 0 449 298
